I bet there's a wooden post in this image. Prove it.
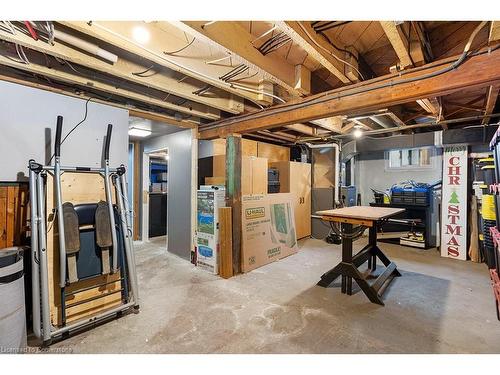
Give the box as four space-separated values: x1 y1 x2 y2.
225 134 242 274
219 207 233 278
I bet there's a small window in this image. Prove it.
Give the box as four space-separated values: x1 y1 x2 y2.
385 147 433 170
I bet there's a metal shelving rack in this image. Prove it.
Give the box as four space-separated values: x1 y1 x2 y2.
488 127 500 321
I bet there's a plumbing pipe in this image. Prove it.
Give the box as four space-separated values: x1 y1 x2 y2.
53 28 118 64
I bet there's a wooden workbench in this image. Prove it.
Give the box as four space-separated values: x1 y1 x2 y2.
317 206 405 305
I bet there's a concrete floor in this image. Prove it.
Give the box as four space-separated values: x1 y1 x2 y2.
47 237 500 353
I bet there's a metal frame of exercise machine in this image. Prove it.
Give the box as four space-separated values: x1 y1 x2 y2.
29 115 139 345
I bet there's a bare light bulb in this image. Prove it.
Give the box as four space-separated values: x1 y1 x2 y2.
132 26 150 44
353 128 363 138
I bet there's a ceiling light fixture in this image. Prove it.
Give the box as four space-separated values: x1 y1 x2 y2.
132 26 150 44
353 125 363 138
128 127 151 138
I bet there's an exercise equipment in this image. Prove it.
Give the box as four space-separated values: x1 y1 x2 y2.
29 115 139 345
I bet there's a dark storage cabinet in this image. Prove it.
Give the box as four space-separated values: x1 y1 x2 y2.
149 193 167 237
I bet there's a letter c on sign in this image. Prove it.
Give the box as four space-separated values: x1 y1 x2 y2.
449 156 460 166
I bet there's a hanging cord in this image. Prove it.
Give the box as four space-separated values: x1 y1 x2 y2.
48 97 92 165
296 21 365 81
132 65 158 77
164 36 196 55
329 221 366 239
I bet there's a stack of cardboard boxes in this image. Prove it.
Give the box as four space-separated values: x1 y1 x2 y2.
197 138 311 275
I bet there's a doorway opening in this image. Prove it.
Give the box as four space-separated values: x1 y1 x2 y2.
142 148 169 248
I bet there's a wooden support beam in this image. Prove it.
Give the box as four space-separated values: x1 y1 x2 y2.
285 123 316 136
416 98 440 117
275 21 353 84
385 112 406 127
0 50 217 121
225 135 242 275
0 27 243 114
369 116 392 129
310 116 343 133
380 21 425 68
260 130 296 142
490 21 500 43
61 21 269 104
294 64 311 95
200 50 500 139
482 85 500 124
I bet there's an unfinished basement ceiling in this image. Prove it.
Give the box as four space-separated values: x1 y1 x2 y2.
0 20 498 142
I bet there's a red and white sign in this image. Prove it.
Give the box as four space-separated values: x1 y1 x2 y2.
441 145 468 260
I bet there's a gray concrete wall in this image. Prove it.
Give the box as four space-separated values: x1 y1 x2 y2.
355 148 443 205
143 130 193 260
0 81 128 181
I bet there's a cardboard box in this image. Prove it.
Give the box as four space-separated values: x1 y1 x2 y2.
241 193 298 273
196 189 226 274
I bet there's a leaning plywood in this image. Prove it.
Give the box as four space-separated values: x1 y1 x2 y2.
0 184 28 249
46 172 122 326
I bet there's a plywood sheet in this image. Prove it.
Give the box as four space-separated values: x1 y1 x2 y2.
213 138 258 157
214 155 268 195
46 172 122 326
257 142 290 162
0 184 28 249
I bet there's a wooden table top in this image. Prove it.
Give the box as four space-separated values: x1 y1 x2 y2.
316 206 405 221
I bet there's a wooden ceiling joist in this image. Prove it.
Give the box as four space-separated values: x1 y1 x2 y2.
274 21 353 84
0 27 244 115
482 85 500 125
199 50 500 139
176 21 305 98
0 50 214 121
416 97 440 117
380 21 426 68
60 21 272 105
490 21 500 44
310 116 343 133
284 123 316 136
0 70 195 128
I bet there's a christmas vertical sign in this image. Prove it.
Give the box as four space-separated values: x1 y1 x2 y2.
441 145 468 260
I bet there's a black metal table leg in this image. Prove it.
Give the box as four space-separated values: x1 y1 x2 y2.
317 219 401 305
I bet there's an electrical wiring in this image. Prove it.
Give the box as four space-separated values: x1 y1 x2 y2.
227 70 259 83
229 82 286 104
132 65 158 77
163 37 196 55
54 56 83 75
23 21 38 40
90 22 277 109
15 44 29 64
261 37 292 56
296 21 365 81
219 64 249 82
318 31 358 62
313 21 351 33
48 97 92 165
204 22 491 133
